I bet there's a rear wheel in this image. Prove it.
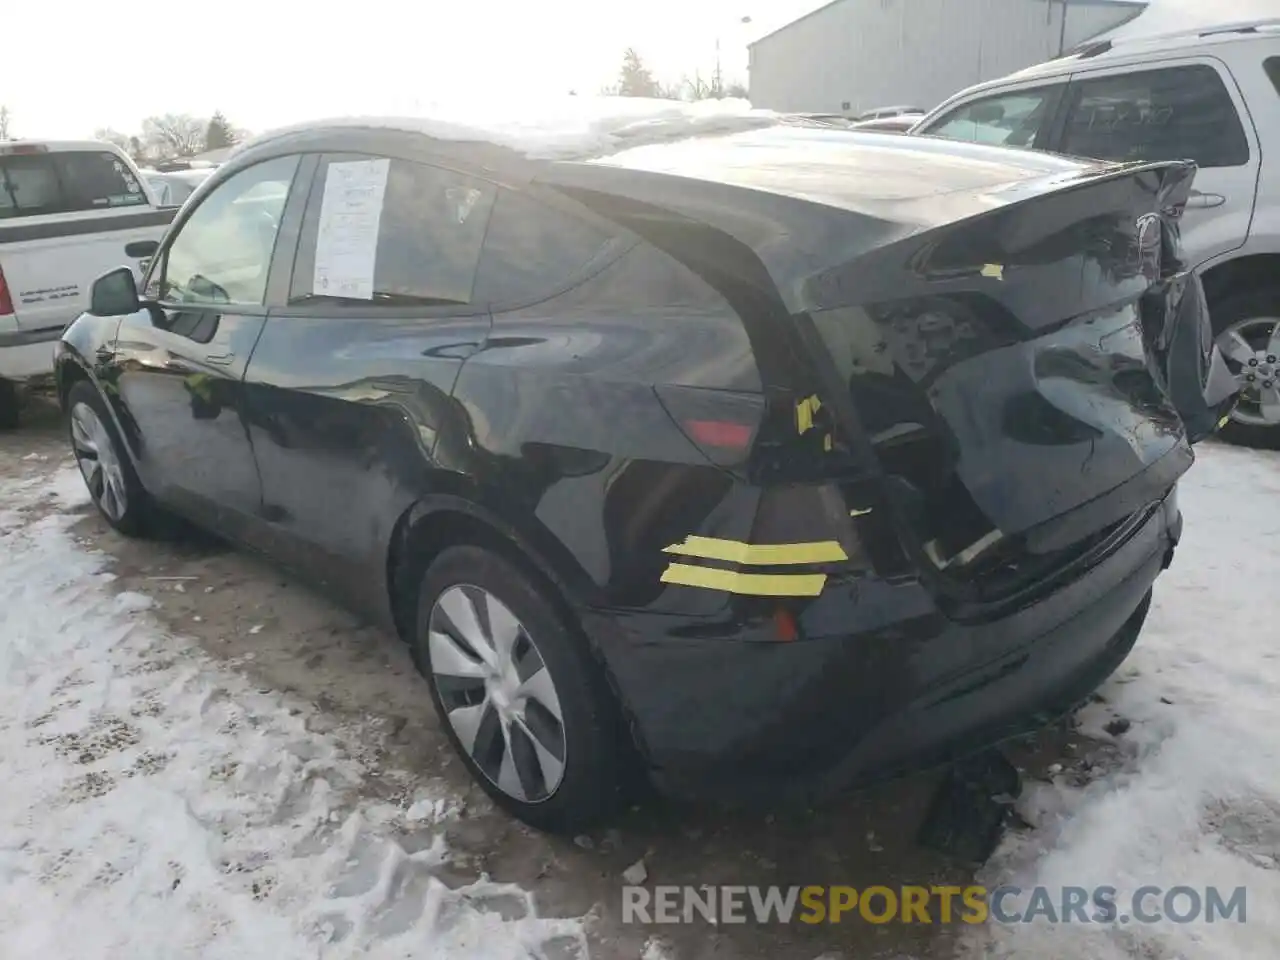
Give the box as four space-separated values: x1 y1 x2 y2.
67 380 159 536
413 545 629 834
1213 286 1280 450
0 379 21 430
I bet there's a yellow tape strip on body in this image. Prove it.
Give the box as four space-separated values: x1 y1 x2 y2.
662 536 848 565
661 563 828 597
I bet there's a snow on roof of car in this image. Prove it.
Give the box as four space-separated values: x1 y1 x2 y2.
232 96 787 163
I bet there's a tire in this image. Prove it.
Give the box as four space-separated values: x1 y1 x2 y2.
66 380 160 536
0 379 21 430
413 545 630 834
1212 285 1280 450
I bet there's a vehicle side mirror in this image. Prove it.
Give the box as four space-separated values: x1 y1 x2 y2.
89 266 142 317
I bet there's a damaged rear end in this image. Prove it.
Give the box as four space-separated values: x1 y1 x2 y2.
788 158 1238 614
538 132 1238 802
545 139 1236 617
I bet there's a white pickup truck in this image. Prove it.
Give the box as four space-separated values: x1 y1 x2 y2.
1 140 177 427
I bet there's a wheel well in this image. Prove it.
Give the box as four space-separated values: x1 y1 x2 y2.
56 360 90 409
1200 254 1280 311
386 507 579 646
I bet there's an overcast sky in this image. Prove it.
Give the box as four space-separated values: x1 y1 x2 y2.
3 0 1265 142
1 0 824 140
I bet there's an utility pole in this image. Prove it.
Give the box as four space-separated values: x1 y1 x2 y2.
714 15 753 99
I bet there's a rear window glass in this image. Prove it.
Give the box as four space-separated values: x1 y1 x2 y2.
0 150 148 219
473 189 617 305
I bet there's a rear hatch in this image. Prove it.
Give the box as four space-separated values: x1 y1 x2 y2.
785 159 1237 608
546 135 1238 616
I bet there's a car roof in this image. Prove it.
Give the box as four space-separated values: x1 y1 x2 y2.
0 140 129 156
164 168 215 183
232 98 787 165
220 104 1124 233
858 105 922 115
572 124 1100 222
933 16 1280 104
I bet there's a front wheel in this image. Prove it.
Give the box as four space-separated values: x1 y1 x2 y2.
1213 286 1280 450
412 545 631 834
66 380 160 536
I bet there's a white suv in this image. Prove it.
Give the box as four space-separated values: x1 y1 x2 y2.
912 19 1280 448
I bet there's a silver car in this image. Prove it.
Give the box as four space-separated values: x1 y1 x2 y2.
911 18 1280 448
143 167 214 208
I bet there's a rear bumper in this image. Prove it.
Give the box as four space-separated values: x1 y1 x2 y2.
584 491 1179 807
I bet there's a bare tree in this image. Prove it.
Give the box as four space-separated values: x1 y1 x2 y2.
682 72 715 101
141 114 208 159
0 105 12 141
94 127 153 165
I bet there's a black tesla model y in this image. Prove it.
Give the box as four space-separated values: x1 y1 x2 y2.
55 111 1238 833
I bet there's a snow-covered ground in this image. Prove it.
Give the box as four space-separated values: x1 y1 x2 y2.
963 442 1280 959
3 438 1279 960
0 470 585 959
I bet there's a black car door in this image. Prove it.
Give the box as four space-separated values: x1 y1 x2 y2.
240 150 496 615
111 154 309 528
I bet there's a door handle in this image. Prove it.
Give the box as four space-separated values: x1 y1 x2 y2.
1186 191 1226 209
204 352 235 366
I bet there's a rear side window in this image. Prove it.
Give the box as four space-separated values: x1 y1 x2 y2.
0 150 146 219
290 156 497 307
473 189 617 305
921 86 1062 148
1266 57 1280 96
1059 65 1249 168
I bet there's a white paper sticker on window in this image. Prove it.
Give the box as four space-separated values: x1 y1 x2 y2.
313 158 391 300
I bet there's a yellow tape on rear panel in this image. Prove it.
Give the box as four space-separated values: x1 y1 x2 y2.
796 394 822 434
662 536 848 565
661 563 828 597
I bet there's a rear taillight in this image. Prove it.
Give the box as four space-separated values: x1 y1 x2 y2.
654 383 763 468
683 418 754 450
0 264 14 316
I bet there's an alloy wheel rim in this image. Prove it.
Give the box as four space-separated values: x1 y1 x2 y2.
1216 317 1280 427
70 402 128 522
428 584 567 802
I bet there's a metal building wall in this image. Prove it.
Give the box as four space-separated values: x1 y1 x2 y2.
747 0 1141 115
